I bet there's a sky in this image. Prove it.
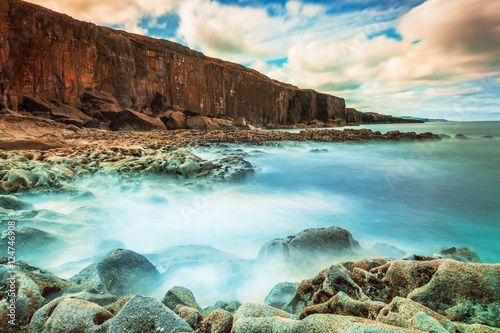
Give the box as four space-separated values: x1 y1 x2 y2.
27 0 500 121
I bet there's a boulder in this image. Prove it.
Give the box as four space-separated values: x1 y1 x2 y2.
111 109 166 131
437 247 481 263
212 118 235 130
455 134 469 140
50 104 93 127
203 301 242 317
186 115 219 131
197 308 233 333
232 302 297 333
0 259 81 326
234 117 246 126
162 286 201 311
80 90 122 119
174 305 203 329
21 95 56 114
258 227 361 272
161 110 188 130
264 282 299 310
0 114 68 150
102 295 193 332
30 295 194 333
69 249 161 296
0 227 65 267
29 297 114 333
0 195 35 210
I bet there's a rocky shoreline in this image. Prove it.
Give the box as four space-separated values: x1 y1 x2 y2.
0 210 499 332
1 115 498 332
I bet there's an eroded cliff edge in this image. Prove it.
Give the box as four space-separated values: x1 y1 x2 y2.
0 0 421 128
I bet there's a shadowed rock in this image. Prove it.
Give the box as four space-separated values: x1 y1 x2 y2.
0 195 35 210
437 247 481 263
197 308 233 333
264 282 299 310
162 286 201 311
258 226 361 272
69 249 161 297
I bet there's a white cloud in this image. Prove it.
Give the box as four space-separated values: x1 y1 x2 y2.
26 0 178 34
263 0 500 118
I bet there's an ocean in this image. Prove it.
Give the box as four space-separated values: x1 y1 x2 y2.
23 121 500 305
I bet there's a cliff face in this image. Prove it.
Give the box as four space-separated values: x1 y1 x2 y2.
0 0 420 128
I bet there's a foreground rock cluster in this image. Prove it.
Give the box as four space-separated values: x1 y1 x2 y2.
0 202 498 333
1 249 499 332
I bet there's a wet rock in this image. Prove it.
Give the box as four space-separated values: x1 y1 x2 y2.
197 308 233 333
162 286 201 311
110 109 166 131
232 302 297 333
103 295 193 332
377 297 455 332
69 249 161 296
437 247 481 263
300 291 385 320
258 227 361 272
174 305 203 329
203 300 243 317
104 294 134 315
438 134 451 139
69 292 118 307
29 297 114 333
402 260 500 327
274 314 425 332
455 134 469 140
0 227 65 267
481 135 494 139
0 195 35 210
0 259 81 327
264 282 299 310
309 148 328 153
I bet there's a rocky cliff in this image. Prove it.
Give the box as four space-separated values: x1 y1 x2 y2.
0 0 422 128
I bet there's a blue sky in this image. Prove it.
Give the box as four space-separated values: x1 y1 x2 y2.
29 0 500 120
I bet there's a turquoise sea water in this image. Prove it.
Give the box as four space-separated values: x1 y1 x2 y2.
25 121 500 304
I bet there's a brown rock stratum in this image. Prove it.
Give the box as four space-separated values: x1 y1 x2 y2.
0 0 422 129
